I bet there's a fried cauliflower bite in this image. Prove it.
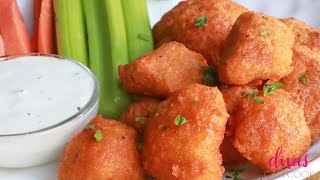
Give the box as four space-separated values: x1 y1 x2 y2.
118 42 208 98
120 97 161 134
219 85 256 165
218 12 294 85
281 46 320 143
152 0 248 66
142 84 229 180
281 18 320 51
233 90 311 172
58 115 144 180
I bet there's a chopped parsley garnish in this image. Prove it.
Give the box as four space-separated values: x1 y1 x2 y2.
299 74 308 86
251 85 257 89
27 113 31 115
94 129 103 142
260 29 270 36
195 16 208 27
242 91 264 104
254 97 265 104
174 115 188 126
262 15 268 20
85 124 96 130
138 33 152 42
192 98 199 104
247 91 257 98
77 107 81 111
162 125 169 131
203 66 219 87
241 91 246 96
263 82 284 96
134 116 145 125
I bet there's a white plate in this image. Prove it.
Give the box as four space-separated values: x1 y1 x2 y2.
1 0 319 179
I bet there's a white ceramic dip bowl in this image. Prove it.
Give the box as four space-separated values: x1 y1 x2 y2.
0 54 100 168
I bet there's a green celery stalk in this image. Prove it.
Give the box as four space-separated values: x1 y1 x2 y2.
84 0 131 119
53 0 89 66
121 0 154 61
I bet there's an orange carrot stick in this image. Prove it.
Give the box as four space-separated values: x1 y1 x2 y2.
31 0 42 52
0 0 32 55
38 0 54 54
0 35 5 56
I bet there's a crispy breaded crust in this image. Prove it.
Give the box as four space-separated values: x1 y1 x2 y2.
281 46 320 143
142 84 229 180
233 90 311 172
58 116 144 180
120 97 161 134
219 85 256 165
119 41 208 98
153 0 248 66
281 18 320 51
219 12 294 85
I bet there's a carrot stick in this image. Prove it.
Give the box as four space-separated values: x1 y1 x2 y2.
31 0 42 52
38 0 54 54
0 0 32 55
0 35 5 56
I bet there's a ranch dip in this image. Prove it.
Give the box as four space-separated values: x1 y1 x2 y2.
0 56 94 134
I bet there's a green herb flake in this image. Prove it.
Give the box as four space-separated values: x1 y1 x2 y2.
242 91 264 104
203 66 219 87
77 107 81 111
254 97 265 104
251 85 257 89
27 113 31 116
94 129 103 142
299 74 308 86
85 124 96 130
263 82 284 96
262 15 268 20
174 115 188 126
241 91 246 96
138 33 152 42
162 125 169 131
195 16 208 27
192 98 199 104
260 29 270 36
247 92 257 98
134 116 145 125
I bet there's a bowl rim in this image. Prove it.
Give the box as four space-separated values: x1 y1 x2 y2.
0 53 100 137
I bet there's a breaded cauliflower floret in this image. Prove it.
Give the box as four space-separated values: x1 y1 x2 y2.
153 0 248 66
119 41 208 98
281 18 320 51
233 90 311 172
281 46 320 143
142 84 229 180
219 12 294 85
58 116 144 180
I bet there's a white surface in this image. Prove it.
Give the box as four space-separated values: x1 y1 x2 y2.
0 56 94 134
2 0 318 179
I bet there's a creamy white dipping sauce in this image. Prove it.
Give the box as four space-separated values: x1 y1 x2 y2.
0 56 94 134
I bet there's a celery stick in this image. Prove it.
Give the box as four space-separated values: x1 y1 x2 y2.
84 0 131 119
53 0 89 66
121 0 154 61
